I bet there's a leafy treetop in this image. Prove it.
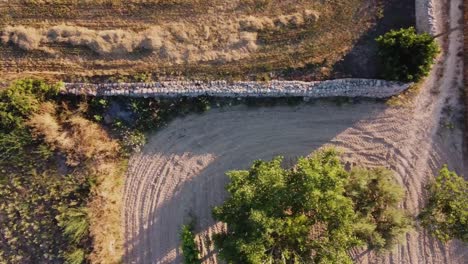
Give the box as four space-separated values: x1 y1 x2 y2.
419 166 468 243
376 27 440 82
213 148 412 264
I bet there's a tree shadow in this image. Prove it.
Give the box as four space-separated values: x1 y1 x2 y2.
331 0 415 79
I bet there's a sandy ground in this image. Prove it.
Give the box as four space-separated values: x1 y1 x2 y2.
123 0 467 263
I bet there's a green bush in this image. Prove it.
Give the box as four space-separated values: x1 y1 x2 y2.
180 224 201 264
376 27 440 82
0 79 60 170
212 148 411 263
57 207 90 244
0 79 60 131
119 128 146 153
419 166 468 243
64 248 86 264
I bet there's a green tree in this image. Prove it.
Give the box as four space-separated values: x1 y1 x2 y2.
213 149 411 264
180 224 202 264
419 166 468 243
376 27 440 82
346 168 412 252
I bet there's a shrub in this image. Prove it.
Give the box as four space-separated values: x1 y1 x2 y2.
64 248 86 264
0 79 60 131
212 148 411 263
57 207 90 244
180 224 201 264
0 80 60 170
119 129 146 153
376 27 440 82
419 166 468 243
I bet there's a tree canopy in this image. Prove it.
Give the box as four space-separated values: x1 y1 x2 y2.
419 166 468 243
376 27 440 82
212 148 412 264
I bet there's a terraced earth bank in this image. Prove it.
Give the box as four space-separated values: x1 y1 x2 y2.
124 0 467 262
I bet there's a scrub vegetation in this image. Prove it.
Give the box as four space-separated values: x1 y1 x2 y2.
419 166 468 243
180 224 202 264
0 79 123 263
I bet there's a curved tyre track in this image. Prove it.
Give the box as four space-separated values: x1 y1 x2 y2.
124 103 387 263
124 101 465 264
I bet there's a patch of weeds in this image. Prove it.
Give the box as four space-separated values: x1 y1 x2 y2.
132 72 153 83
386 81 422 107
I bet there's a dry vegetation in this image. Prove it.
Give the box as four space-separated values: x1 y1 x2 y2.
1 9 318 61
27 102 119 166
0 0 380 80
24 99 126 263
87 160 126 264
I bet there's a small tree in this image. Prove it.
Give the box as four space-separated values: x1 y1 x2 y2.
419 166 468 243
376 27 440 82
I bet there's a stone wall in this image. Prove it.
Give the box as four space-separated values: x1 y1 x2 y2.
416 0 437 35
63 79 411 99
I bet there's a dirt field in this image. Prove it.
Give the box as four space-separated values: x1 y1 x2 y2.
123 0 467 263
0 0 412 81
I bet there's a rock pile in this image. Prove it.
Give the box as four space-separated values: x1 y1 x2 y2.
63 79 411 99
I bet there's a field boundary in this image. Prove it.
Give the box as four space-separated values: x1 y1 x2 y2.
63 79 411 99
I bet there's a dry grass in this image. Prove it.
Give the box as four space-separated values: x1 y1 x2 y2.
26 101 125 263
1 9 318 63
0 0 377 80
386 80 424 107
27 102 119 166
87 160 127 264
